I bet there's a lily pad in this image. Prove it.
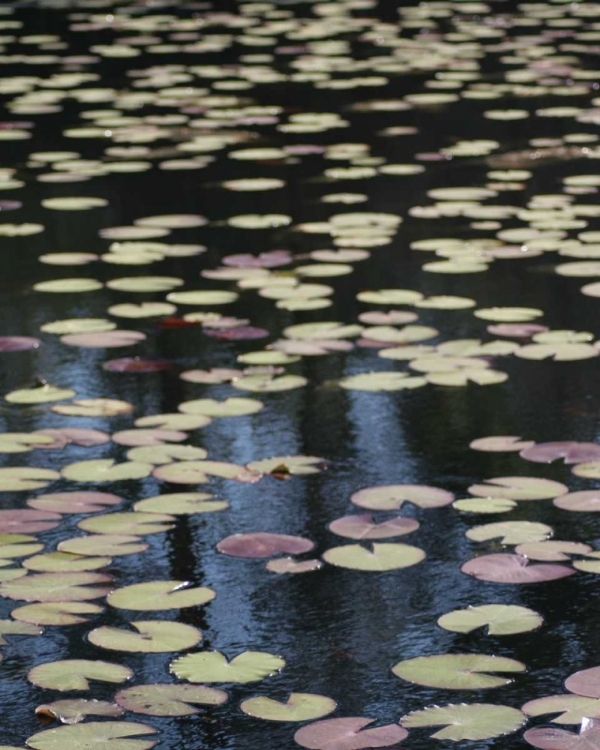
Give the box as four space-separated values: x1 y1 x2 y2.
294 717 407 750
351 484 454 510
461 553 575 583
468 477 569 501
115 684 227 716
523 695 600 724
171 650 285 684
401 703 525 740
323 543 425 571
217 533 314 558
108 580 215 611
0 572 112 602
392 653 526 689
11 602 104 626
328 515 419 539
466 521 553 545
438 604 543 635
61 459 153 483
88 620 202 652
134 493 227 514
28 492 122 514
26 722 157 750
240 693 336 722
28 659 133 691
34 699 123 725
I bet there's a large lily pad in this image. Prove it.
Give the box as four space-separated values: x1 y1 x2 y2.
323 543 425 571
401 703 525 740
26 722 157 750
88 620 202 652
294 717 407 749
115 684 227 716
28 659 133 691
108 580 215 610
171 650 285 684
393 653 526 689
438 604 543 635
240 693 337 722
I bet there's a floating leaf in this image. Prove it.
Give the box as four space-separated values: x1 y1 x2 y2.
468 477 568 501
28 492 122 514
401 703 525 740
58 535 148 557
77 512 174 536
88 620 202 652
514 541 593 561
171 650 285 684
11 602 104 626
392 653 526 689
351 484 454 510
466 521 553 545
0 509 61 532
134 492 227 515
323 543 425 571
23 552 112 573
438 605 543 635
5 385 75 404
28 659 133 691
523 695 600 724
115 684 227 716
294 717 407 750
61 460 152 483
524 722 600 750
0 572 112 602
521 442 600 464
554 491 600 512
178 397 263 417
565 667 600 698
0 619 42 644
26 722 156 750
266 558 323 574
217 533 314 558
51 398 133 417
339 371 426 391
108 580 215 611
470 436 535 452
35 699 123 725
462 553 575 583
60 330 146 348
328 515 419 539
453 497 517 514
241 693 336 722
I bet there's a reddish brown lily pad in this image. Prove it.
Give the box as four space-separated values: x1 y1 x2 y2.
217 533 314 559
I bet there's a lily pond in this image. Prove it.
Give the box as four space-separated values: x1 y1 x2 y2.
1 0 600 748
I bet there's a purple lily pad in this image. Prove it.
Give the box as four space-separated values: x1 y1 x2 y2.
0 509 62 533
328 514 419 540
294 717 407 750
223 250 292 268
565 668 600 698
0 336 41 352
461 553 575 584
0 201 22 211
524 721 600 750
204 326 269 341
216 532 314 559
103 358 171 373
553 491 600 512
520 442 600 465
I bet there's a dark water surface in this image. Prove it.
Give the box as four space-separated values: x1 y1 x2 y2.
0 0 599 747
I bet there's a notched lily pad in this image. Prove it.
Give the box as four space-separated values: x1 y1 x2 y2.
401 703 526 740
115 684 227 716
392 653 526 689
171 650 285 684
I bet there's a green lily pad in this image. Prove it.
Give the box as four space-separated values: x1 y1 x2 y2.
178 397 263 417
88 620 202 652
0 619 43 644
58 535 148 557
61 460 153 483
392 653 526 689
322 543 425 571
466 521 553 545
401 703 526 740
28 659 133 691
171 650 285 684
522 695 600 724
438 605 543 635
12 602 104 626
5 385 75 404
108 580 215 611
0 572 112 602
115 684 227 716
134 493 228 514
26 722 157 750
240 693 336 722
78 512 175 536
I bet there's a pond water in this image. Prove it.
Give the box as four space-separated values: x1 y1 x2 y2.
0 0 600 748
